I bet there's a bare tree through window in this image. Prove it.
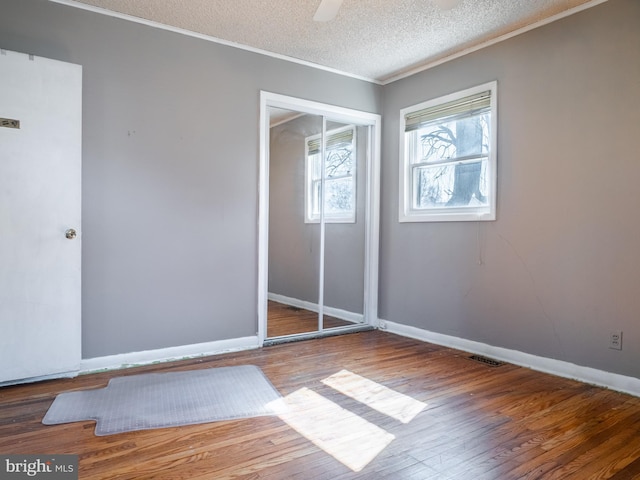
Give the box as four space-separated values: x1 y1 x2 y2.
306 125 356 222
417 113 489 208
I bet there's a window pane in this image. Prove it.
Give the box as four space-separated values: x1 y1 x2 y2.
305 125 357 222
324 177 353 215
413 159 488 209
325 146 353 178
416 112 489 164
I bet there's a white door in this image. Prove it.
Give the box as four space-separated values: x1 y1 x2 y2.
0 49 82 384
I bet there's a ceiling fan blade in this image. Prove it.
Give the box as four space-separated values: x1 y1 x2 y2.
313 0 344 22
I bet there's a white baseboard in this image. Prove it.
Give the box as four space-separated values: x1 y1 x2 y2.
380 319 640 397
80 336 259 374
0 370 79 388
268 292 363 324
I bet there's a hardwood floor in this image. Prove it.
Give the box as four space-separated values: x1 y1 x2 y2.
266 300 353 338
2 330 640 479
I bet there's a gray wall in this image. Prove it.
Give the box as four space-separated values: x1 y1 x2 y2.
268 116 366 314
0 0 381 358
380 0 640 378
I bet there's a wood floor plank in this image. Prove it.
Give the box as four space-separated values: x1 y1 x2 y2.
609 455 640 480
266 301 352 338
2 309 640 479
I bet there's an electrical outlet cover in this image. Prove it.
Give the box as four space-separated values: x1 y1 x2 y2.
610 331 623 350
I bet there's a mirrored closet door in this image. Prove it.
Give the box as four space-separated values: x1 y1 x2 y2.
258 92 381 344
321 120 366 333
267 110 323 337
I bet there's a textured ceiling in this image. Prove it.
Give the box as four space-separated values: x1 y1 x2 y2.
57 0 601 83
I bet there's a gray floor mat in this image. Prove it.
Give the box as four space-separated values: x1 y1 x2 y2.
42 365 284 436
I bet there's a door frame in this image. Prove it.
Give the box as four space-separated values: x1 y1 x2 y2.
258 91 381 345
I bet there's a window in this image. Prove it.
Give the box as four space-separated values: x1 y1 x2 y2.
305 125 356 223
399 81 497 222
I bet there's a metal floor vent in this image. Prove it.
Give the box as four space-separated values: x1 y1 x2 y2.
469 354 504 367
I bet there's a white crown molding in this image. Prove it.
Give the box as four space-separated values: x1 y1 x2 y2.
380 319 640 397
380 0 610 84
47 0 381 85
48 0 608 86
80 336 259 374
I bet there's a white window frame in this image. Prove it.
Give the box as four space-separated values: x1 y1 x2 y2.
305 124 357 224
399 81 497 222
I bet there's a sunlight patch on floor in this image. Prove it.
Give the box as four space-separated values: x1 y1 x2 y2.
276 387 395 472
321 369 427 424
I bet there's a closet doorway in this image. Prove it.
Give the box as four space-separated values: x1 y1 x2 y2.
258 92 381 345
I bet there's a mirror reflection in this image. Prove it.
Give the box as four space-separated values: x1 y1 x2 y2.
266 107 368 339
321 120 366 331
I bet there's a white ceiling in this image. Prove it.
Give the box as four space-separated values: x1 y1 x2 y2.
55 0 603 83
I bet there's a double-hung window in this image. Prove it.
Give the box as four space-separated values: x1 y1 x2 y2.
399 81 497 222
305 125 356 223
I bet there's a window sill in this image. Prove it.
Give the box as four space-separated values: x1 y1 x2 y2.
399 209 495 223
